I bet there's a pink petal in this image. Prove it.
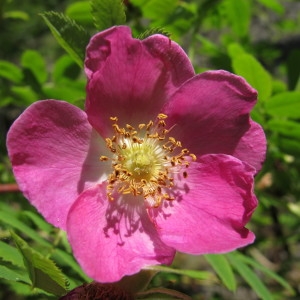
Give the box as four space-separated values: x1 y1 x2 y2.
148 154 257 254
6 100 107 229
84 26 194 136
232 120 266 172
67 184 175 283
142 33 195 89
163 70 266 172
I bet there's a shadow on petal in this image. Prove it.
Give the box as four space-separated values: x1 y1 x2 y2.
77 129 110 194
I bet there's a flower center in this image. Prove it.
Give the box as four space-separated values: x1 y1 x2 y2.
100 114 196 207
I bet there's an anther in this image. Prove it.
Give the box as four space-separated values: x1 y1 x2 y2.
158 120 166 127
132 136 143 144
126 124 135 130
100 156 109 161
107 192 114 201
146 120 154 130
157 113 168 119
100 113 195 208
190 153 197 161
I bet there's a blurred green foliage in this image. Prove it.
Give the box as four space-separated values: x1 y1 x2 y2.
1 0 300 299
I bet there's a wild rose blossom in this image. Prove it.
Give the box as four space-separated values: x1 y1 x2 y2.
7 26 266 283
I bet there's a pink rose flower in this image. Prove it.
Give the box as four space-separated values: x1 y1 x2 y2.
7 26 266 283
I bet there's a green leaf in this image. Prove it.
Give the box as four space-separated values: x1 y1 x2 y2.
91 0 126 31
196 35 220 57
133 0 177 21
272 79 287 94
137 287 192 300
232 53 272 101
11 86 38 105
267 119 300 140
3 10 29 21
0 210 51 247
117 270 156 294
0 264 30 284
288 202 300 217
52 248 91 282
147 265 214 281
21 50 48 85
0 60 23 83
11 231 68 296
278 137 300 156
137 27 171 40
236 252 295 295
256 0 285 14
164 2 196 34
286 50 300 90
40 11 90 67
21 211 53 233
6 280 46 297
265 91 300 119
52 55 81 83
43 82 85 104
0 241 24 267
66 1 93 26
205 254 236 291
227 43 246 59
227 252 274 300
0 96 14 107
224 0 251 37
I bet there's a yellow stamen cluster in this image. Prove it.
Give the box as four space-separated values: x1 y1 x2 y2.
100 114 196 207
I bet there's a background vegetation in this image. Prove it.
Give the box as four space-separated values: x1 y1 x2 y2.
1 0 300 299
